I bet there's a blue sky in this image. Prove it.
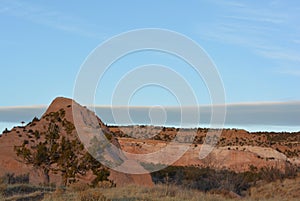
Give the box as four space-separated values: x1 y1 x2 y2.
0 0 300 131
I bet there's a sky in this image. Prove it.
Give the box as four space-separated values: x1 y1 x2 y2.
0 0 300 132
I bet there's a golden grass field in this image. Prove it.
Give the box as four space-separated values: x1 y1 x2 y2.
43 180 300 201
0 175 299 201
0 176 290 201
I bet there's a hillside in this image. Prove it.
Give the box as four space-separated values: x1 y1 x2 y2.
109 126 300 172
0 97 153 187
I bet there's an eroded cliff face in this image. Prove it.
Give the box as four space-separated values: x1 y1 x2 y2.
110 124 299 173
117 138 293 172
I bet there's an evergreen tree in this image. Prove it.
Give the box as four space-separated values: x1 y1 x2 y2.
15 123 60 184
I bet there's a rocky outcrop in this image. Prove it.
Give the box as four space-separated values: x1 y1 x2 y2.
118 138 293 172
0 97 153 186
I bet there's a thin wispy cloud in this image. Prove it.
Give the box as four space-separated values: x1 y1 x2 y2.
208 0 247 8
293 39 300 44
258 50 300 63
0 0 104 39
224 15 285 25
276 68 300 77
197 0 300 68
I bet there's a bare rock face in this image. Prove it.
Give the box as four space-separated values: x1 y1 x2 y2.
117 138 292 172
0 97 153 187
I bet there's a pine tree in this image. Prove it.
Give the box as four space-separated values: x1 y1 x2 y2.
15 123 60 185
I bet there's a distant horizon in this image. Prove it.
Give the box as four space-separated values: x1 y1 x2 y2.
1 121 300 134
1 98 299 133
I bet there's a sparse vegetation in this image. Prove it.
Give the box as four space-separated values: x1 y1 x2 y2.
15 123 61 185
1 181 299 201
62 119 75 134
149 164 298 196
14 119 111 187
110 126 300 157
0 173 29 185
0 173 55 200
42 183 300 201
2 128 9 134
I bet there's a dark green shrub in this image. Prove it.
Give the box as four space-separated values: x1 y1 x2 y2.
2 128 9 134
34 131 40 139
150 164 299 196
0 173 29 185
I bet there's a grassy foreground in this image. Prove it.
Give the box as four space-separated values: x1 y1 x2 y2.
0 176 299 201
41 181 299 201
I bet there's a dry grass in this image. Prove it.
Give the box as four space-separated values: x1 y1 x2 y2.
0 182 299 201
43 185 231 201
100 184 229 201
43 186 109 201
3 191 44 201
101 185 300 201
1 177 299 201
249 176 300 201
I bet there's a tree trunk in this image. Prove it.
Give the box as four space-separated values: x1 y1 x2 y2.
64 176 67 186
43 169 50 185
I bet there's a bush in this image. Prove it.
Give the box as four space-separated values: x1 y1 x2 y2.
150 164 299 196
0 183 7 196
79 189 109 201
32 117 39 122
0 173 29 185
69 182 90 192
1 184 54 198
